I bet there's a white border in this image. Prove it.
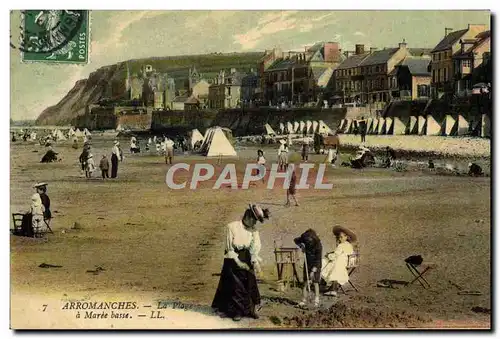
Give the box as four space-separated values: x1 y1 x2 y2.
2 2 498 339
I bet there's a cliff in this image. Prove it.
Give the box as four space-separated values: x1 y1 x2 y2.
36 52 263 125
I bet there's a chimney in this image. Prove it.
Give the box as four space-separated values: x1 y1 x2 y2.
398 39 407 49
355 44 365 55
445 27 453 37
344 51 352 58
370 47 377 54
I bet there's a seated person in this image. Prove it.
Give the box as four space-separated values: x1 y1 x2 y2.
382 146 397 168
40 148 59 163
468 162 483 176
321 225 357 296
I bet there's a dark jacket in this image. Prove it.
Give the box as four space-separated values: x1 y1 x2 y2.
100 157 110 170
39 192 51 219
294 229 322 271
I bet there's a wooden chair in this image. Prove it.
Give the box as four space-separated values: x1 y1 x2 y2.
339 251 360 294
406 261 436 289
11 213 24 235
273 241 301 288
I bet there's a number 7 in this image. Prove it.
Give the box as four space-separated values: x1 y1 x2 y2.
42 305 47 312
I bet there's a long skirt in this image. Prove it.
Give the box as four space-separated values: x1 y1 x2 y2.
211 248 260 318
20 213 34 237
111 154 119 178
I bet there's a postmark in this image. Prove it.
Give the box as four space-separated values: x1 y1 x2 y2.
20 10 89 64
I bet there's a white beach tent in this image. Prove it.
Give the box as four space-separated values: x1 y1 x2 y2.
286 122 294 134
371 119 379 135
406 116 418 135
293 121 299 133
366 118 373 134
56 129 67 141
75 128 84 138
451 115 469 136
83 128 92 136
440 115 456 136
425 115 441 136
190 129 204 148
299 121 306 134
312 121 319 134
306 120 312 134
378 118 386 134
279 123 285 134
481 114 491 138
417 116 426 135
68 128 75 137
383 117 393 135
116 124 124 132
391 117 406 135
202 127 237 157
318 120 333 135
339 119 348 133
264 123 276 136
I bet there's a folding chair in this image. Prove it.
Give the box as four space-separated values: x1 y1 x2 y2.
339 252 360 294
406 261 436 289
43 217 54 234
11 213 24 235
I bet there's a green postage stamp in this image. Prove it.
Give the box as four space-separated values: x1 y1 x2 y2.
20 10 89 64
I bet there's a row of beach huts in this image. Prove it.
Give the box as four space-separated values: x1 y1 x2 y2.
338 114 491 138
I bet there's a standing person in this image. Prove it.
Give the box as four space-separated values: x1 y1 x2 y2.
165 138 174 165
85 154 96 178
111 141 121 178
30 193 45 234
99 155 110 179
256 149 266 182
359 116 367 143
285 165 299 207
294 229 323 308
301 142 309 162
277 141 285 171
212 204 270 321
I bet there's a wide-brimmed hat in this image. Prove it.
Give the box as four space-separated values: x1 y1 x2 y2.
332 225 357 243
33 182 48 189
114 140 119 145
279 139 286 144
248 204 270 223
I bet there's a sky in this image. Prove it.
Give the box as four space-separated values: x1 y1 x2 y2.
10 10 490 120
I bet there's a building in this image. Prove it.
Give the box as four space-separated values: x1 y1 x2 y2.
191 79 210 108
261 42 343 105
430 24 488 99
241 70 260 104
208 69 244 109
389 55 432 100
333 42 431 104
184 96 201 112
452 30 491 97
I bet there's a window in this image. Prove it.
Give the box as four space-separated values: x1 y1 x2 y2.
228 87 231 96
437 69 441 82
443 68 447 81
376 66 380 73
463 60 471 68
438 53 441 61
432 70 436 82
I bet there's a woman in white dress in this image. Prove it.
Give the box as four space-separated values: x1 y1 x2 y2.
321 225 357 296
212 204 270 321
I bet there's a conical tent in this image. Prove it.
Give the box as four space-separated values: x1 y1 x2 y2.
286 122 294 134
293 121 299 133
279 123 285 134
377 118 385 134
451 115 469 136
190 129 204 148
52 129 58 137
383 117 393 134
366 118 373 134
68 128 75 136
306 120 312 134
56 130 67 140
75 128 84 137
371 119 379 135
407 116 418 134
440 115 456 136
425 115 441 136
418 116 426 135
312 121 319 134
200 128 215 153
84 128 92 136
391 117 406 135
264 123 276 135
318 120 333 135
299 121 306 134
204 128 237 157
338 119 347 133
116 124 124 132
481 114 491 138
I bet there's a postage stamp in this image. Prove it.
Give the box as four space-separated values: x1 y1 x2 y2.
20 10 89 64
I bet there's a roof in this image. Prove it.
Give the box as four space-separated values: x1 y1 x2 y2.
359 48 399 66
431 29 468 53
336 53 370 70
185 96 200 104
453 30 491 57
409 48 432 56
266 58 300 71
391 56 431 76
172 95 189 103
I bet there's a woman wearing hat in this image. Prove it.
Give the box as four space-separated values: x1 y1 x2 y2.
212 204 270 321
320 225 356 296
111 141 121 178
20 183 51 237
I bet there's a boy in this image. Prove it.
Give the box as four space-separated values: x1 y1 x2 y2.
100 155 110 179
294 229 322 308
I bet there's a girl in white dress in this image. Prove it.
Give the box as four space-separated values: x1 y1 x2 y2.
321 225 356 296
212 204 270 321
